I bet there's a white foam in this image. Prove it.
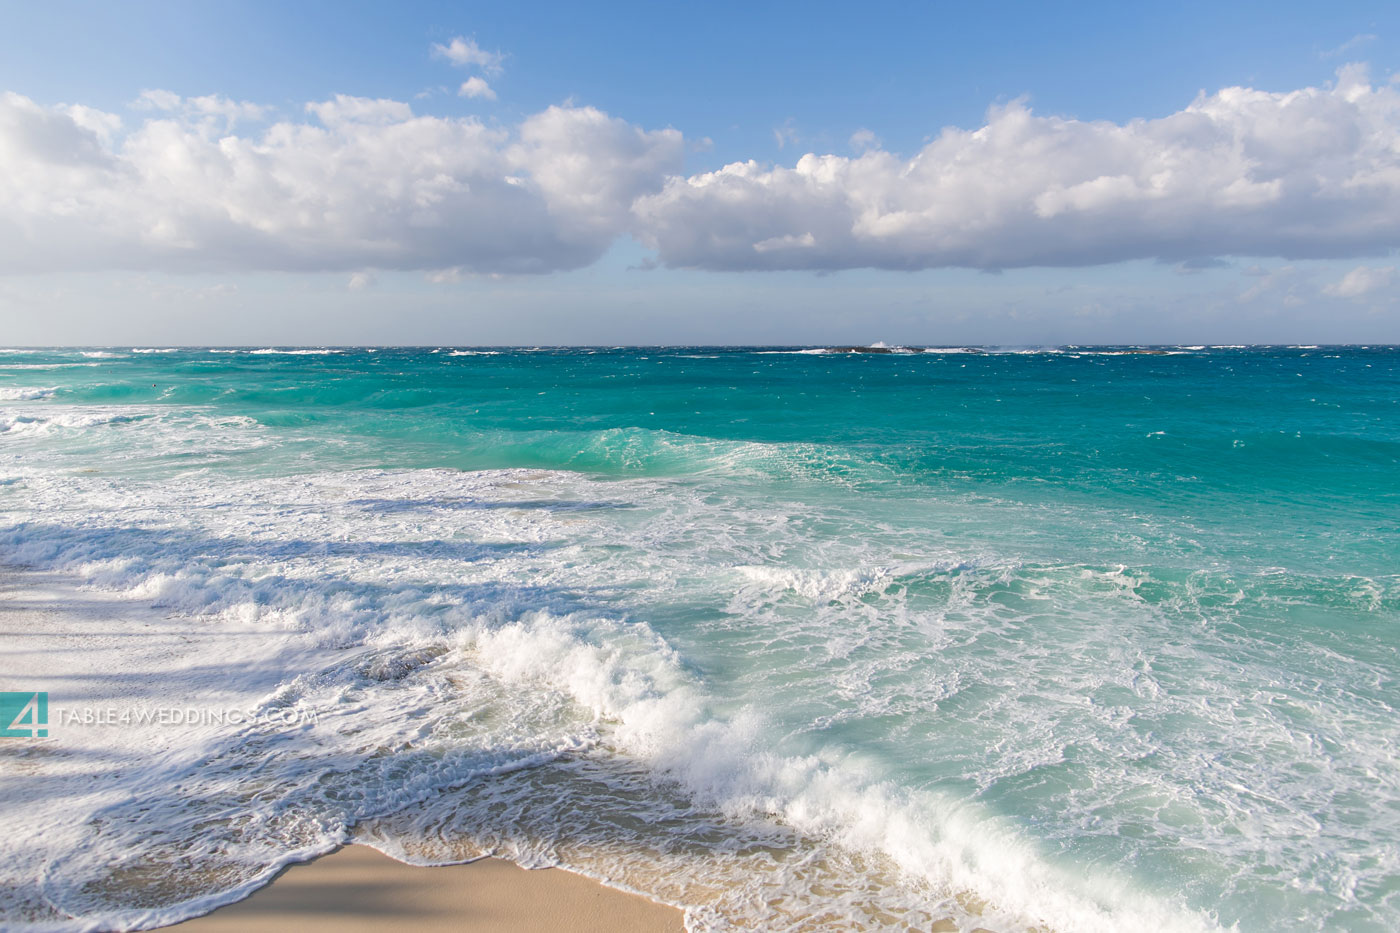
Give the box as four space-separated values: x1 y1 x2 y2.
0 362 101 369
0 408 145 436
0 461 1226 933
248 347 343 355
3 398 1392 931
0 387 56 401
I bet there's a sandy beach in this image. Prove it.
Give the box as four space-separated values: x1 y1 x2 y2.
0 570 684 932
168 845 685 932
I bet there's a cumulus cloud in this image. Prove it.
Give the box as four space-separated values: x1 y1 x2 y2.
1324 264 1395 297
634 65 1400 272
0 91 682 275
132 90 265 129
5 66 1400 280
431 36 504 75
305 94 411 125
132 89 182 111
64 104 122 145
458 77 496 100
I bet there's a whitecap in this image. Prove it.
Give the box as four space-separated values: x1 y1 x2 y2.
0 386 56 400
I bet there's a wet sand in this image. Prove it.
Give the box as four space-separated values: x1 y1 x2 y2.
169 844 685 932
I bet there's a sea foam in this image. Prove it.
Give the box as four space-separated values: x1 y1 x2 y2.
2 347 1397 933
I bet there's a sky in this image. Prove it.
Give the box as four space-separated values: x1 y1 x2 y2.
1 0 1399 345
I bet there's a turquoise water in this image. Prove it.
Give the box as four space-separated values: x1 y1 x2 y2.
1 345 1397 931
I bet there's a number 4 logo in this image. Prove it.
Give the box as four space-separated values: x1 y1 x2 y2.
1 692 48 738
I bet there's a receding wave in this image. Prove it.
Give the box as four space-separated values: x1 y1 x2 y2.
1 465 1226 933
2 348 1396 933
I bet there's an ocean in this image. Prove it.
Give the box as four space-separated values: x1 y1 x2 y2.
1 345 1397 932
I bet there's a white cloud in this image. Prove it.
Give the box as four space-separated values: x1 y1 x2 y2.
1324 264 1395 297
1321 34 1377 58
458 77 496 101
347 271 376 290
305 94 411 126
0 91 682 275
6 66 1400 282
426 266 463 284
132 89 182 111
754 232 815 253
64 105 122 145
431 36 504 75
131 90 264 129
184 94 266 125
509 105 684 241
1239 265 1300 303
773 118 799 149
849 128 880 152
634 66 1400 272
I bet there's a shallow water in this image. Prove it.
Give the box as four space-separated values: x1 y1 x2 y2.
1 346 1397 931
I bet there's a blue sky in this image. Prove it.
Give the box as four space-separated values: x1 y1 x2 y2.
1 1 1398 344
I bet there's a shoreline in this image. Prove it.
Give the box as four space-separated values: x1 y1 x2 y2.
166 844 686 932
0 569 680 933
